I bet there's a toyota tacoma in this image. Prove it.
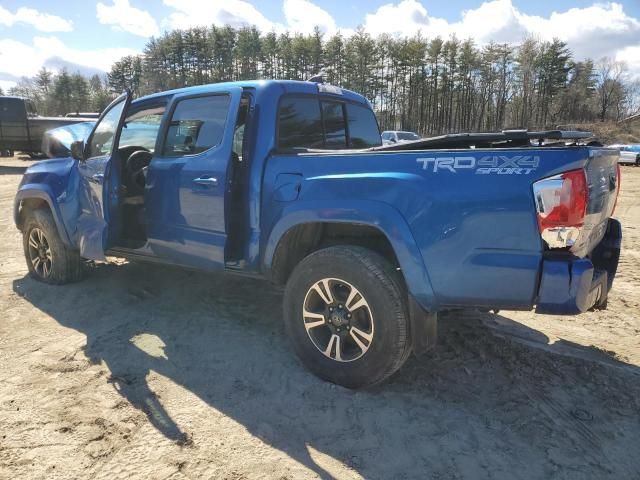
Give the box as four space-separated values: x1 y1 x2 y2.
14 80 622 388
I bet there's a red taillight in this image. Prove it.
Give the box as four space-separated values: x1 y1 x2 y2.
533 168 588 249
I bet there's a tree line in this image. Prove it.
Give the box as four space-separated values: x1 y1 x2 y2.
5 25 639 134
108 26 639 134
5 68 113 116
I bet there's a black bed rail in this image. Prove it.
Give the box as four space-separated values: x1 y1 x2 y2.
373 129 595 151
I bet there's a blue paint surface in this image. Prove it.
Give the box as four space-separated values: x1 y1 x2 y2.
14 80 621 314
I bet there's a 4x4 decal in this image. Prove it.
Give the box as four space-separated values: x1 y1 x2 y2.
417 155 540 174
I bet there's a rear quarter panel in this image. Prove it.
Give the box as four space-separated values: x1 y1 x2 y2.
263 147 595 311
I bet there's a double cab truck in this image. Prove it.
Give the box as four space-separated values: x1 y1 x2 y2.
0 96 94 157
14 80 622 388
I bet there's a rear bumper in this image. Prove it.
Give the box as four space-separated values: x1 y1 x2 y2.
535 218 621 315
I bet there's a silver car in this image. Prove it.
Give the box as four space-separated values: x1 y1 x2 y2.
608 144 640 166
381 130 421 145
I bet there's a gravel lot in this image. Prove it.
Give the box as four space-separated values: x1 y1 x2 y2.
1 155 639 479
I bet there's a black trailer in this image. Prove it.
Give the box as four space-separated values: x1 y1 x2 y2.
0 96 95 158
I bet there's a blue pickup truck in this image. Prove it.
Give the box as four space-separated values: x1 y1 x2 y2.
14 80 622 388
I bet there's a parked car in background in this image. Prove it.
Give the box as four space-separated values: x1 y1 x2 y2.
0 96 96 158
381 130 421 145
14 80 622 388
608 144 640 166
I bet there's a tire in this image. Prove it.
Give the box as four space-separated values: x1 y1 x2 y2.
283 245 411 389
22 208 83 284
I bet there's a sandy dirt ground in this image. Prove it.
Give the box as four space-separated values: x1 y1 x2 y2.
0 155 639 479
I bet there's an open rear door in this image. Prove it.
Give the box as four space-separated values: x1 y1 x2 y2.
77 91 132 260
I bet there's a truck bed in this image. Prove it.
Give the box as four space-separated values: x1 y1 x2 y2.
263 143 619 312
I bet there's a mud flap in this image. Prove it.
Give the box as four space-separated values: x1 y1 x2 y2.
409 295 438 356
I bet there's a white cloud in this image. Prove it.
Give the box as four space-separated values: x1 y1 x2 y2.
0 5 73 32
162 0 350 35
617 45 640 79
363 0 640 76
97 0 160 38
0 79 16 92
283 0 337 35
0 36 139 81
163 0 276 32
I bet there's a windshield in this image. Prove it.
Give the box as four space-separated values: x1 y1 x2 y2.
121 109 164 152
397 132 420 141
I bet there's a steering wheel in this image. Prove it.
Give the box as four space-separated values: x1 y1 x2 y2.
125 149 153 194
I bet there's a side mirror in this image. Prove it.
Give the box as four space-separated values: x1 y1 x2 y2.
70 140 85 161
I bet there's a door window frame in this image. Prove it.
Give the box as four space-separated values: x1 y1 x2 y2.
84 91 130 161
156 92 233 160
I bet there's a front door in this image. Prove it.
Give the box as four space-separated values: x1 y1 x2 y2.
144 87 242 270
77 92 131 260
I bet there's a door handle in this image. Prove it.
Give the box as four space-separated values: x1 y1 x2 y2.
193 176 218 187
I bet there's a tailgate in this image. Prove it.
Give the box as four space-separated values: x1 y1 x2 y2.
576 147 620 258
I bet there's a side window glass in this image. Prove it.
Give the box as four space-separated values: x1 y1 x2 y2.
321 101 347 148
277 97 323 150
163 95 230 157
346 103 382 148
120 109 164 152
88 97 126 158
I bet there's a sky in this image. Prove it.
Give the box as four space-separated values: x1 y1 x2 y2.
1 0 639 91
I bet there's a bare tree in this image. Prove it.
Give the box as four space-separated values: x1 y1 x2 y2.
595 57 627 122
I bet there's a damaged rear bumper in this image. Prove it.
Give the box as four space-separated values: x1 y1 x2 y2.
535 218 621 315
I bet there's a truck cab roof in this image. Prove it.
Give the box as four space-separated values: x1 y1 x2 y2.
135 80 371 107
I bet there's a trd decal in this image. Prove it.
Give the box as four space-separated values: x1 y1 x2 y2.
417 155 540 174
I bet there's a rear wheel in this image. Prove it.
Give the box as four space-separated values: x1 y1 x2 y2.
283 246 411 389
22 208 83 284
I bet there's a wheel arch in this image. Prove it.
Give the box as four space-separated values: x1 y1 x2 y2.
263 201 437 310
15 186 72 247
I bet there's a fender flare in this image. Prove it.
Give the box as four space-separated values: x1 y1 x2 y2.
14 184 72 247
263 199 437 310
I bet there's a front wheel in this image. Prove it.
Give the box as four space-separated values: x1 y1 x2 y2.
283 246 411 389
22 208 83 284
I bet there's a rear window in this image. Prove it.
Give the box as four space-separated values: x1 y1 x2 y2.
277 96 381 151
322 101 347 148
277 97 324 150
346 103 381 148
163 95 230 157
